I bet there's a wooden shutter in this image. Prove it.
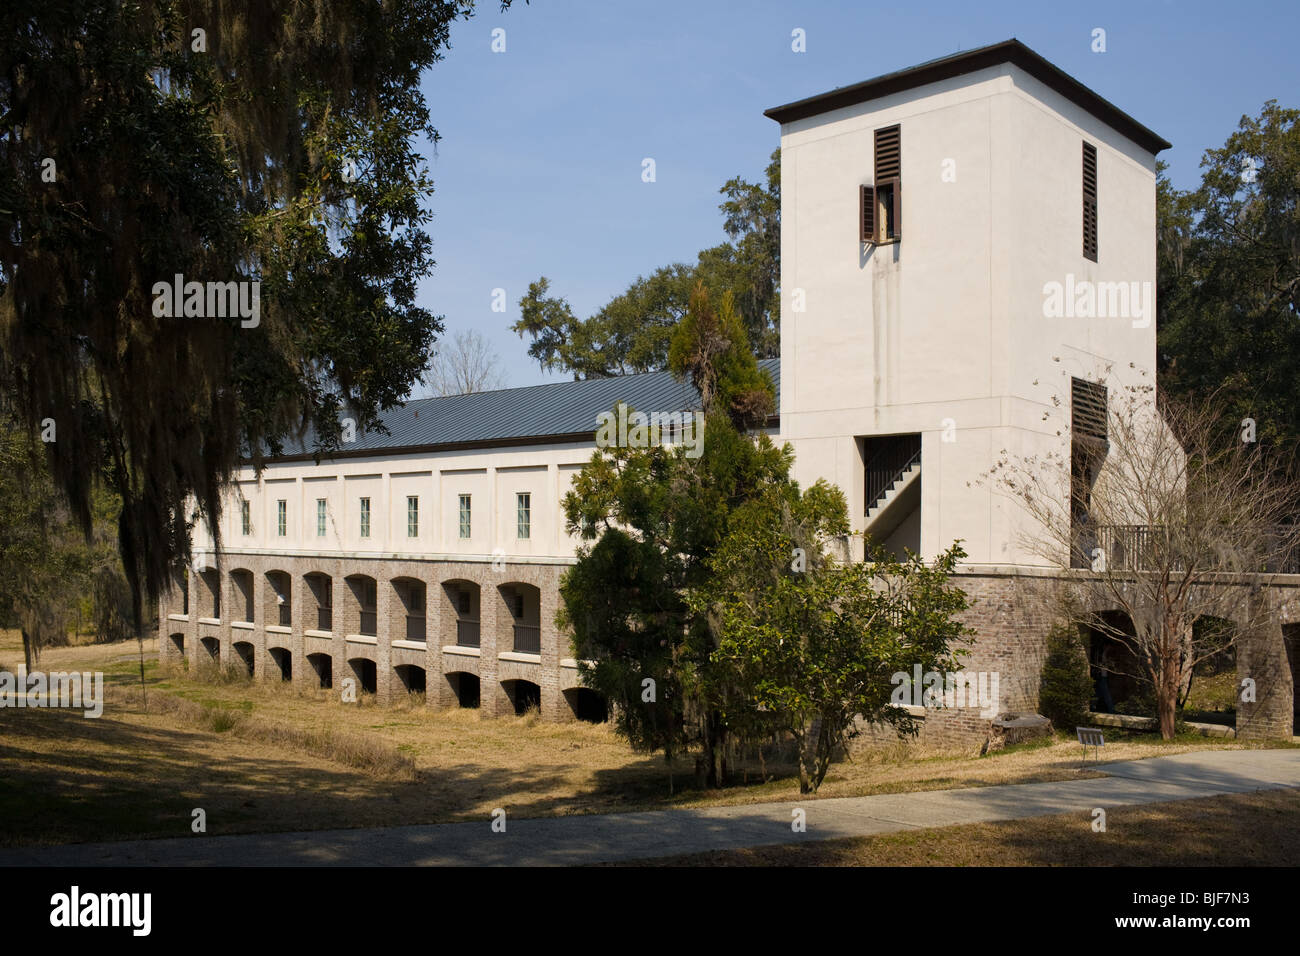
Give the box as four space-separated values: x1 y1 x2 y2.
859 183 875 242
890 177 902 239
1082 142 1098 261
874 125 901 180
1071 377 1108 443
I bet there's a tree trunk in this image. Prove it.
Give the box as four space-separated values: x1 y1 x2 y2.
798 716 823 793
21 628 33 671
1157 662 1179 740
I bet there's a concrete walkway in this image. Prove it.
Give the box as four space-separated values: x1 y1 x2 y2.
4 749 1297 866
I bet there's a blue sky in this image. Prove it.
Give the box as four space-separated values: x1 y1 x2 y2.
415 0 1300 394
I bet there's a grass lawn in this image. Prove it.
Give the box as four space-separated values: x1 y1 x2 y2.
621 788 1300 866
0 631 1289 848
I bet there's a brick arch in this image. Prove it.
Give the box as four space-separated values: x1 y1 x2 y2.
391 576 427 643
264 569 293 628
304 571 333 632
229 568 255 623
441 578 481 649
497 582 541 655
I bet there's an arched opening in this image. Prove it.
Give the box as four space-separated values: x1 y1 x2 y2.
305 572 333 631
349 658 377 695
199 636 220 662
265 570 292 628
1182 615 1238 727
307 652 333 689
269 647 292 682
345 575 377 637
168 632 185 656
395 664 426 695
1084 611 1142 714
502 679 541 716
564 687 608 723
446 672 480 709
232 641 255 677
443 580 480 647
198 568 221 619
498 583 541 654
393 578 427 643
230 569 255 623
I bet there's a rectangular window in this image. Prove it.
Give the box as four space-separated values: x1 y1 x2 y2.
240 500 251 536
1083 141 1098 261
458 494 471 539
517 492 531 540
317 498 326 537
458 590 471 616
277 499 287 537
859 125 902 243
407 496 419 538
359 497 371 538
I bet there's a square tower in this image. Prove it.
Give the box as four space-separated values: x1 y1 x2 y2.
766 39 1169 567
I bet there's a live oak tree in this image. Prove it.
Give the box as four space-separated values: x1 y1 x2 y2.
1158 101 1300 472
0 1 514 634
0 410 129 670
514 151 781 379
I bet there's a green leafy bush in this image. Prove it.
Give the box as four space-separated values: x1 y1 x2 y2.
1038 624 1094 731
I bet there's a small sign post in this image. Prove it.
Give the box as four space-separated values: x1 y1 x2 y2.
1076 726 1105 769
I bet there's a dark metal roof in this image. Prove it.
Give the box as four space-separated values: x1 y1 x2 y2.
263 359 780 462
764 38 1170 155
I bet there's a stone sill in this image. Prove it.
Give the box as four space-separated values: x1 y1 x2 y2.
167 614 189 622
499 652 541 664
442 645 480 658
265 625 291 634
231 621 255 630
559 658 597 670
198 617 220 626
1086 711 1235 739
392 640 427 650
346 634 378 645
304 629 332 639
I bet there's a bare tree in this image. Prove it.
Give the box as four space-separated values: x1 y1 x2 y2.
423 330 506 396
983 369 1300 739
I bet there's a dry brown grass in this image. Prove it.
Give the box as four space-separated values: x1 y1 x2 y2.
0 629 1287 847
624 788 1300 866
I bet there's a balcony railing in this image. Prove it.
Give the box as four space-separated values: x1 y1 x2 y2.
513 624 541 654
1072 524 1300 574
456 619 481 647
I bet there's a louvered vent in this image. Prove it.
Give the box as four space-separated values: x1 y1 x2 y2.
875 125 901 181
1082 142 1098 261
1071 377 1108 442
